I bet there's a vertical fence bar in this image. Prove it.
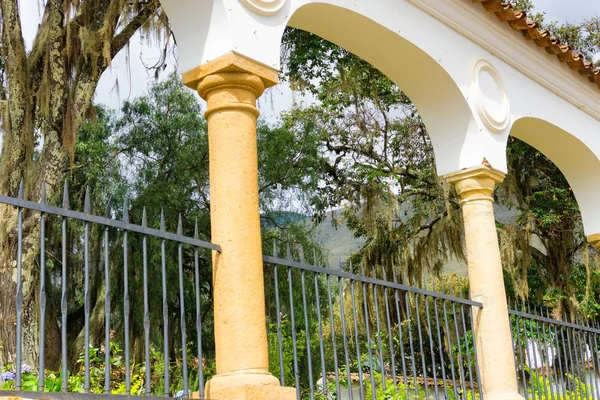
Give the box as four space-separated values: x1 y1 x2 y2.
160 211 170 396
177 215 189 397
592 320 600 399
38 184 47 392
467 305 482 398
286 246 300 399
313 252 327 396
527 305 547 398
15 180 23 391
536 307 558 400
451 302 468 397
273 243 285 387
432 282 449 400
591 320 600 399
84 189 91 394
338 273 353 400
362 264 377 400
546 310 565 399
512 310 527 399
372 269 386 392
349 261 364 400
414 292 429 398
520 303 537 398
565 316 580 396
61 182 69 393
327 273 341 396
537 307 555 400
576 315 591 399
382 270 397 391
301 267 315 399
123 199 131 395
459 304 475 399
442 296 459 398
298 246 314 400
142 208 151 395
405 290 419 398
104 201 111 394
582 319 597 399
194 222 205 399
557 321 573 399
423 289 439 399
392 270 409 398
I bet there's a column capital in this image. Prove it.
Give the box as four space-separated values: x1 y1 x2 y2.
182 51 279 95
589 233 600 251
442 164 506 203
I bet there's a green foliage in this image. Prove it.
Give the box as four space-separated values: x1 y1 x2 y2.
268 316 307 385
0 341 209 396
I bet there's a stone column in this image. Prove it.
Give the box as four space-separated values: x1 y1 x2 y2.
589 234 600 251
183 52 295 400
444 164 524 400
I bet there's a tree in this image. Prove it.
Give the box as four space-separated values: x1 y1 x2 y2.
282 28 465 286
0 0 167 367
282 7 600 319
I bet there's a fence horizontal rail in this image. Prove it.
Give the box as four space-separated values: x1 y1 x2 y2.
0 194 220 251
509 308 600 335
263 255 483 308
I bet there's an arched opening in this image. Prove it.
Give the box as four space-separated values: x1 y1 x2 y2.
510 117 600 236
287 3 485 175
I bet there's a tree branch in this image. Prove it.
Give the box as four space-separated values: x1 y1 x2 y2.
110 0 161 59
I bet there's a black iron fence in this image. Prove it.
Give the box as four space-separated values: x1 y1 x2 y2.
510 304 600 399
264 245 484 400
0 181 217 398
3 183 600 400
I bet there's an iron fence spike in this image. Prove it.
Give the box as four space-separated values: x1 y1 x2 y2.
178 214 183 235
40 183 47 204
194 219 199 239
286 243 291 261
63 180 70 209
142 207 148 228
18 178 24 199
105 197 112 219
273 240 278 258
122 198 129 223
299 244 305 264
84 187 91 213
160 209 165 231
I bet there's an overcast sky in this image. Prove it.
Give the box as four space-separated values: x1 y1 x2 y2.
19 0 599 115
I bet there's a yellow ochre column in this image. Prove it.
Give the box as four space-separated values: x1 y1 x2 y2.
589 234 600 251
444 164 524 400
183 52 295 400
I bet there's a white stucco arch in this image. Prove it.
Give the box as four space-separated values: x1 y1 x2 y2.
160 0 600 234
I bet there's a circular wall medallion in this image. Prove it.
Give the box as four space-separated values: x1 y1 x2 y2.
240 0 286 16
471 59 510 133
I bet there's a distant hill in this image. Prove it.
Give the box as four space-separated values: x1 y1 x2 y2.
314 203 519 276
267 203 520 277
314 210 364 267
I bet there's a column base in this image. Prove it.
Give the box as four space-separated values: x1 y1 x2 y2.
200 370 296 400
484 391 525 400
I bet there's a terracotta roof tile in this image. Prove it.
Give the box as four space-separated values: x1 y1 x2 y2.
472 0 600 91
